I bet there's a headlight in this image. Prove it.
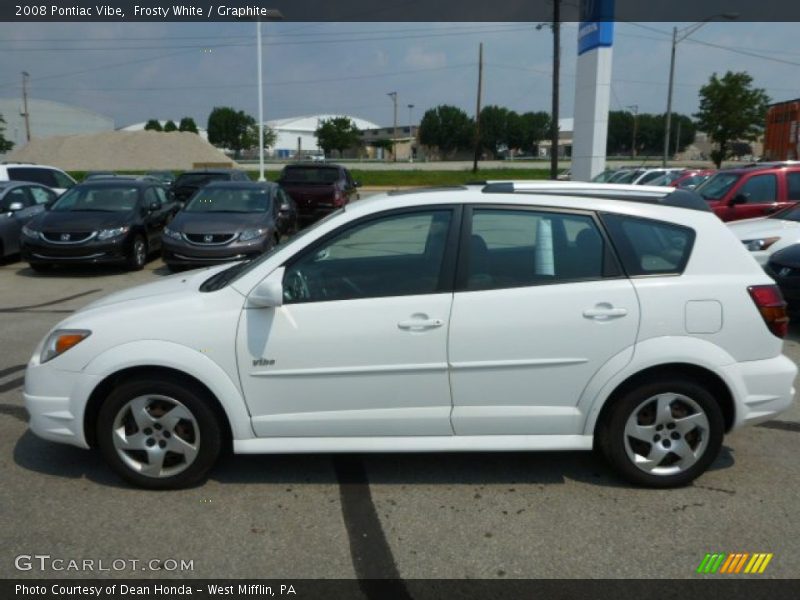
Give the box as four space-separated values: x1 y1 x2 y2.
743 237 780 251
239 228 267 242
22 225 39 238
40 329 91 363
163 226 182 241
97 226 129 240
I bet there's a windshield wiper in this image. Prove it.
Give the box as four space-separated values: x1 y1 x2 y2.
200 260 252 292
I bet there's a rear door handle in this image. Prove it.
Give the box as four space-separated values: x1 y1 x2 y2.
397 317 444 331
583 305 628 320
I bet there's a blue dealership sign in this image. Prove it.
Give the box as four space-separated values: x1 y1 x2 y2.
577 0 615 55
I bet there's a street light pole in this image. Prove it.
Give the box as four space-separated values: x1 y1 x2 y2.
256 21 265 180
21 71 31 143
662 14 738 167
627 104 639 159
387 92 398 162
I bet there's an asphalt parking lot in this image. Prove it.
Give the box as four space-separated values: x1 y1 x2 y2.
1 254 799 581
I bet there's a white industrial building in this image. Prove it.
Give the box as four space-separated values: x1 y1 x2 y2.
0 98 114 156
265 114 381 158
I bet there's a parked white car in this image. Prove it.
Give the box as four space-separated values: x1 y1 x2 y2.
0 162 76 195
727 204 800 266
24 184 795 489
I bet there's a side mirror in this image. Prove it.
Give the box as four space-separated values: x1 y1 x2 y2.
353 181 362 188
247 267 285 308
278 202 291 214
149 201 160 212
8 202 24 212
731 193 749 206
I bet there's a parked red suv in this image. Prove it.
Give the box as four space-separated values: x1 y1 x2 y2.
694 163 800 221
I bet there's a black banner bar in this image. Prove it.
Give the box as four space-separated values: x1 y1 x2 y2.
0 0 796 22
4 579 800 600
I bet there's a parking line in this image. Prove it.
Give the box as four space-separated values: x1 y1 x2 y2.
0 288 102 313
0 364 25 379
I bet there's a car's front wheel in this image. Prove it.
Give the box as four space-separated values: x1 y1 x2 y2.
96 377 223 489
599 378 724 488
127 235 147 271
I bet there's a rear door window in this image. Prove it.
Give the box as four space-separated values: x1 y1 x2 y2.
601 214 695 276
786 172 800 201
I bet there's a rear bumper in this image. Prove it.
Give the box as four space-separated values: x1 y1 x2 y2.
722 354 797 429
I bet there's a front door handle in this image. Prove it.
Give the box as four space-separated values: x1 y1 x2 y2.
397 316 444 331
583 304 628 320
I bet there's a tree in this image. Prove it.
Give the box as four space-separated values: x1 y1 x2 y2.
314 116 361 158
0 114 14 153
261 125 278 150
694 71 770 167
478 105 511 157
418 105 474 157
178 117 199 133
513 111 551 155
144 119 162 131
206 106 259 158
163 120 178 132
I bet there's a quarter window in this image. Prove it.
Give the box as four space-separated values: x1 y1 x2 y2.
283 210 453 303
28 186 56 205
787 172 800 201
602 214 695 276
465 209 607 291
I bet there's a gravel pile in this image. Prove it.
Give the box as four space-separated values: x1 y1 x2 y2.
6 130 236 170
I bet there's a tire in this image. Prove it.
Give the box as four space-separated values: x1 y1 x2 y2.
29 262 51 273
96 377 223 490
598 377 724 488
127 235 147 271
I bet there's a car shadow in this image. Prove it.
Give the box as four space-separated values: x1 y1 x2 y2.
13 430 736 491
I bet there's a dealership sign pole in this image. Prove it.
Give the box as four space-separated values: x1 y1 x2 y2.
571 0 614 181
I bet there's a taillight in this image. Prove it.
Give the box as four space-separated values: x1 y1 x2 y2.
748 284 789 338
333 190 346 207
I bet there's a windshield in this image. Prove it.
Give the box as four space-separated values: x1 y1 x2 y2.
770 203 800 222
591 170 616 183
186 187 272 213
175 173 231 187
202 208 345 291
614 170 643 184
281 167 340 184
695 173 740 201
51 185 139 212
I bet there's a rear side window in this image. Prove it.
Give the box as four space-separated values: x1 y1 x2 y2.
7 167 56 187
787 172 800 201
602 214 695 276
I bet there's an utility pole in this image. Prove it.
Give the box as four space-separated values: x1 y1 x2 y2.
256 22 265 181
21 71 31 143
408 104 415 163
472 42 483 174
387 91 398 162
675 119 682 159
540 1 560 180
627 104 639 158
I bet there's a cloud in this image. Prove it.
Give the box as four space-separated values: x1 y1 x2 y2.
403 46 447 69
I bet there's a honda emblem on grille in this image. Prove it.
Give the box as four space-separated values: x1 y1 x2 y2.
780 267 792 277
204 234 213 243
60 233 70 241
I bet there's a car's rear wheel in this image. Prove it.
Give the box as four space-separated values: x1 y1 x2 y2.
96 378 222 490
128 235 147 271
599 378 724 488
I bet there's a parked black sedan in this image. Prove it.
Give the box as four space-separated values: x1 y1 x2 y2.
161 181 292 271
766 245 800 314
170 169 251 206
0 181 57 259
20 178 177 272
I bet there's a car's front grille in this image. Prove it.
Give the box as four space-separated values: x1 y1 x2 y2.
40 231 95 244
183 233 236 245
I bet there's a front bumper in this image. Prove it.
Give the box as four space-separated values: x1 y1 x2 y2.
161 236 267 266
24 359 101 449
21 236 131 265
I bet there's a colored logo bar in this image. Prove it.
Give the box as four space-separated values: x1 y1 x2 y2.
696 553 773 574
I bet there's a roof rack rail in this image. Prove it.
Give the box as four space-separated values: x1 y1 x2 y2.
481 181 711 212
387 185 468 196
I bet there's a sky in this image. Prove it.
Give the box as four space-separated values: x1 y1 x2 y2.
0 21 798 130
